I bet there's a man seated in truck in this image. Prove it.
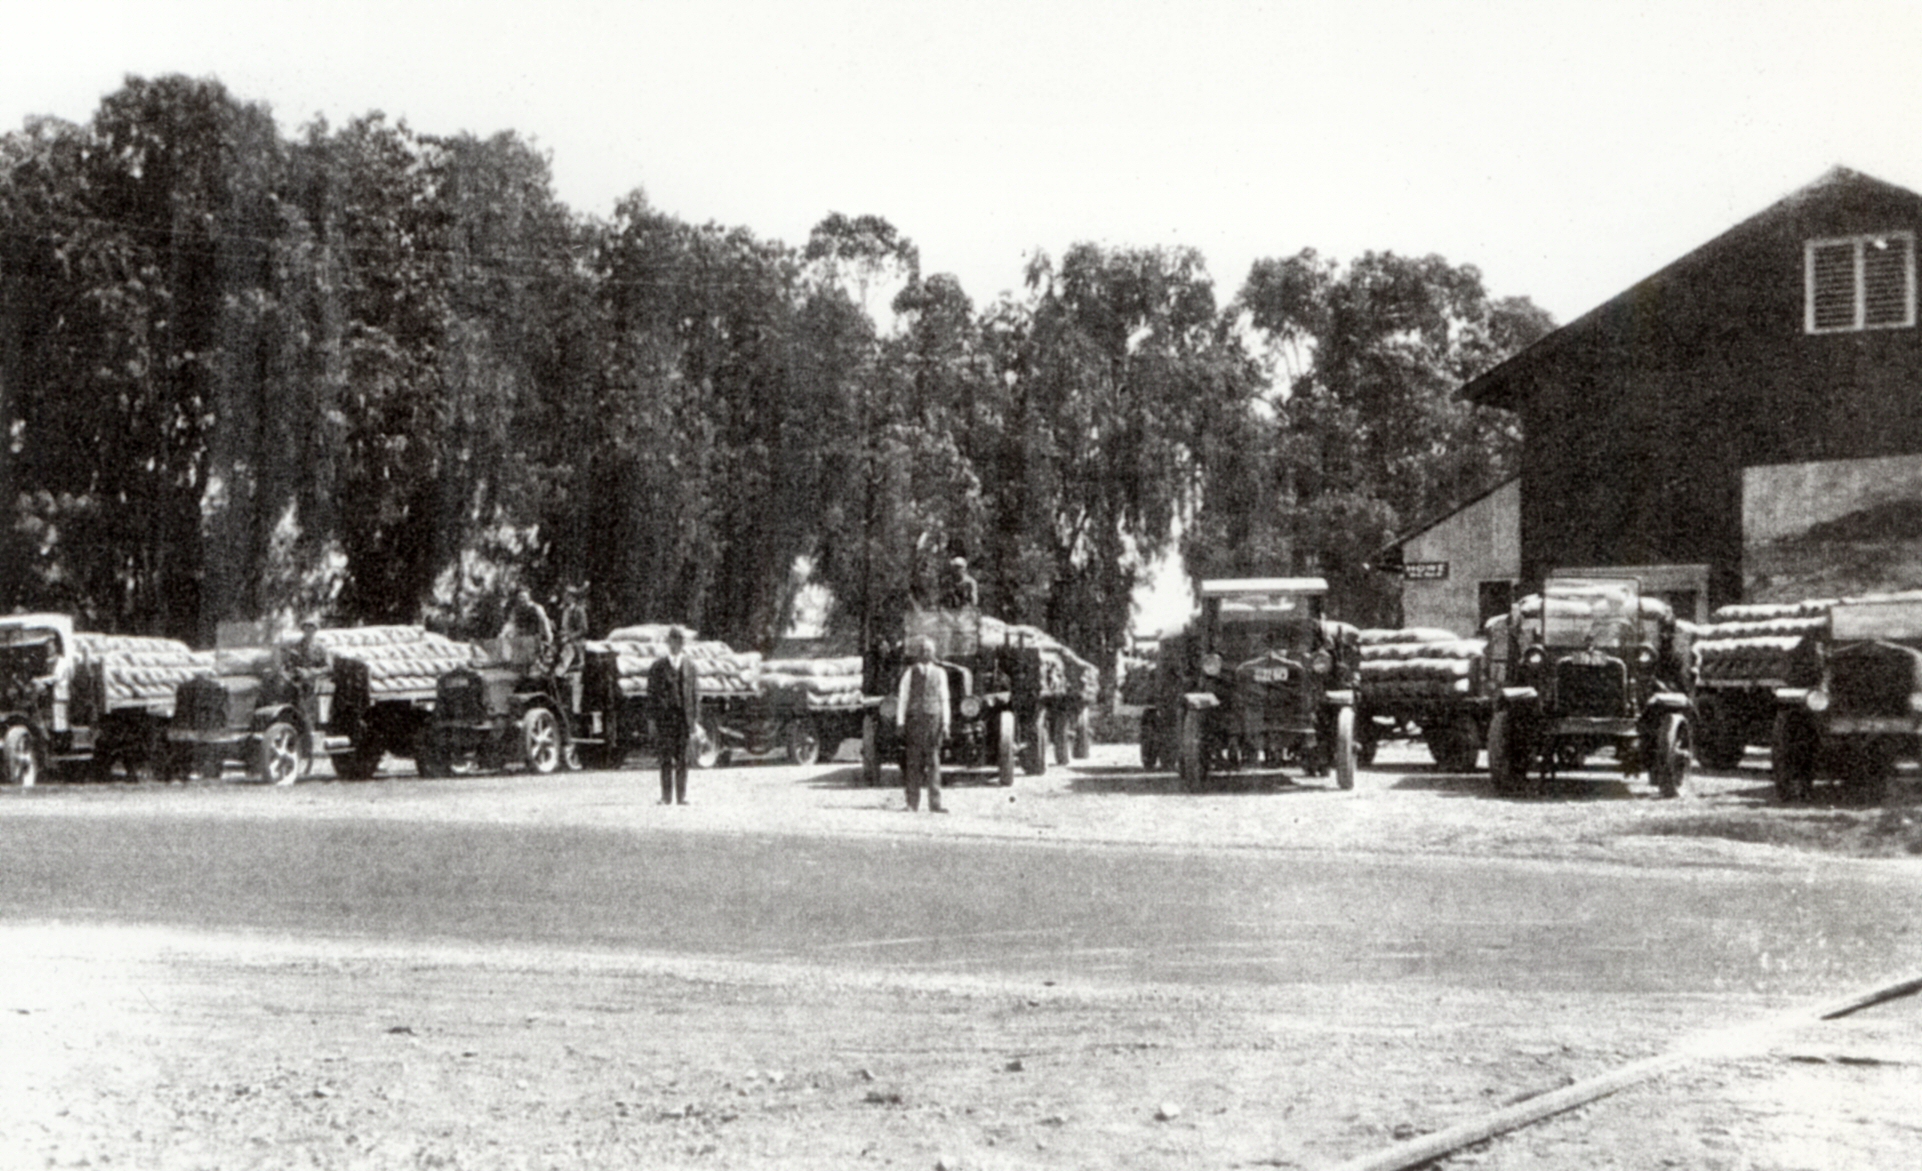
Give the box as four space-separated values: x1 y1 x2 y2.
33 631 74 733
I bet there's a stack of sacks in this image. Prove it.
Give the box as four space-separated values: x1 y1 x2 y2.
1358 629 1485 702
316 626 487 697
74 633 213 711
1063 648 1100 706
600 625 760 698
759 656 865 711
1694 602 1833 685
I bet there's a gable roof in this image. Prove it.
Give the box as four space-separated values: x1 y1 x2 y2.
1462 167 1922 412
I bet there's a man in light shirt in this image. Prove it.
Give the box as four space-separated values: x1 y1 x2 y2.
894 635 950 812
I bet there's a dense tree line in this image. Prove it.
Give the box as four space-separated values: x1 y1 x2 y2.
0 75 1550 680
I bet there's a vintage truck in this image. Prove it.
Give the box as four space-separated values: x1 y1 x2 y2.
0 613 206 785
1355 627 1489 772
1689 600 1833 770
169 625 485 783
859 607 1085 788
1483 575 1695 798
1137 578 1361 792
1770 592 1922 804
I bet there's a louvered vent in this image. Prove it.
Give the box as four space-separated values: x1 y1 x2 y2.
1807 232 1915 333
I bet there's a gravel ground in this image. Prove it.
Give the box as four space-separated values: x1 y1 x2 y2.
4 740 1920 1170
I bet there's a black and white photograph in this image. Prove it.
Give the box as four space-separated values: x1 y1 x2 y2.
3 2 1921 1167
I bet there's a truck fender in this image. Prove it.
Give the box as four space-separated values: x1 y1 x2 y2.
1181 692 1220 711
1646 691 1691 712
1774 687 1811 707
250 704 304 734
1498 686 1539 707
1322 689 1355 707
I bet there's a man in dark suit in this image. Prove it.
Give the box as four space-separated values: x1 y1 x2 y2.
647 626 701 805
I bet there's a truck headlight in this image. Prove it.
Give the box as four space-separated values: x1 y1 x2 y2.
1201 653 1222 677
1311 651 1331 676
1908 692 1922 715
959 696 982 719
1806 689 1830 713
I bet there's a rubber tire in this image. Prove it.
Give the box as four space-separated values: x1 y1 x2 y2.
414 732 451 779
1051 708 1073 766
1332 706 1357 791
1651 711 1692 798
996 710 1016 787
860 714 882 787
785 721 821 766
1487 710 1524 797
1073 708 1092 760
3 724 39 788
1693 693 1745 771
333 737 384 780
1177 707 1206 793
1845 739 1895 804
1022 710 1048 776
1772 709 1817 803
1140 709 1161 770
258 720 307 786
520 707 564 775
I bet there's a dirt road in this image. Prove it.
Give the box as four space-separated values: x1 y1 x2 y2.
4 743 1920 1169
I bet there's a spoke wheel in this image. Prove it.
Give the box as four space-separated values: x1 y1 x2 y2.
3 724 39 788
258 720 307 786
1177 707 1206 792
1651 711 1692 798
784 721 821 766
521 707 564 775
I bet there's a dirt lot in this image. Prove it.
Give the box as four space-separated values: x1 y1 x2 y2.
5 741 1922 1170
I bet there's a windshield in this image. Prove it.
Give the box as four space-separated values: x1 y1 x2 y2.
1541 578 1641 650
1211 591 1322 663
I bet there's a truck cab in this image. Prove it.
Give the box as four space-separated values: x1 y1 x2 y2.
1140 578 1361 791
1772 593 1922 803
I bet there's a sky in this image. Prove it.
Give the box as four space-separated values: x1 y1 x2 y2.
6 0 1922 634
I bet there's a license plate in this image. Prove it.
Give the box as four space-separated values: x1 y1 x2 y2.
1251 666 1290 684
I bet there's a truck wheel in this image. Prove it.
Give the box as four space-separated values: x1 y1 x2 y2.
258 720 307 786
1051 708 1073 766
1073 708 1092 759
1177 707 1206 792
1022 710 1048 776
1332 706 1357 791
997 710 1016 786
333 737 383 781
1140 709 1161 770
1651 712 1692 798
521 708 564 775
581 708 624 770
1771 710 1816 803
3 724 39 787
860 714 882 787
1487 711 1524 797
785 721 821 766
414 731 450 779
1693 694 1745 770
1844 739 1895 804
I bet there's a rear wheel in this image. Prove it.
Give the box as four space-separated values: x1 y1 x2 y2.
1051 708 1073 766
1177 707 1206 792
1332 706 1357 791
1651 711 1692 798
1771 710 1817 803
258 720 307 786
521 707 564 775
996 710 1016 786
3 724 40 788
1487 710 1526 797
333 737 383 780
1844 738 1896 804
860 714 882 787
1073 708 1092 760
1140 709 1161 770
1021 710 1048 776
784 720 822 766
414 731 451 779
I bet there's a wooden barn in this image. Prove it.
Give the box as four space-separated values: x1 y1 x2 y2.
1453 166 1922 612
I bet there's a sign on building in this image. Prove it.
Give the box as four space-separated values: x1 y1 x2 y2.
1402 561 1450 581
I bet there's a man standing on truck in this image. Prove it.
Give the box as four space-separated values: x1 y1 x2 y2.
895 635 950 812
648 626 701 805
